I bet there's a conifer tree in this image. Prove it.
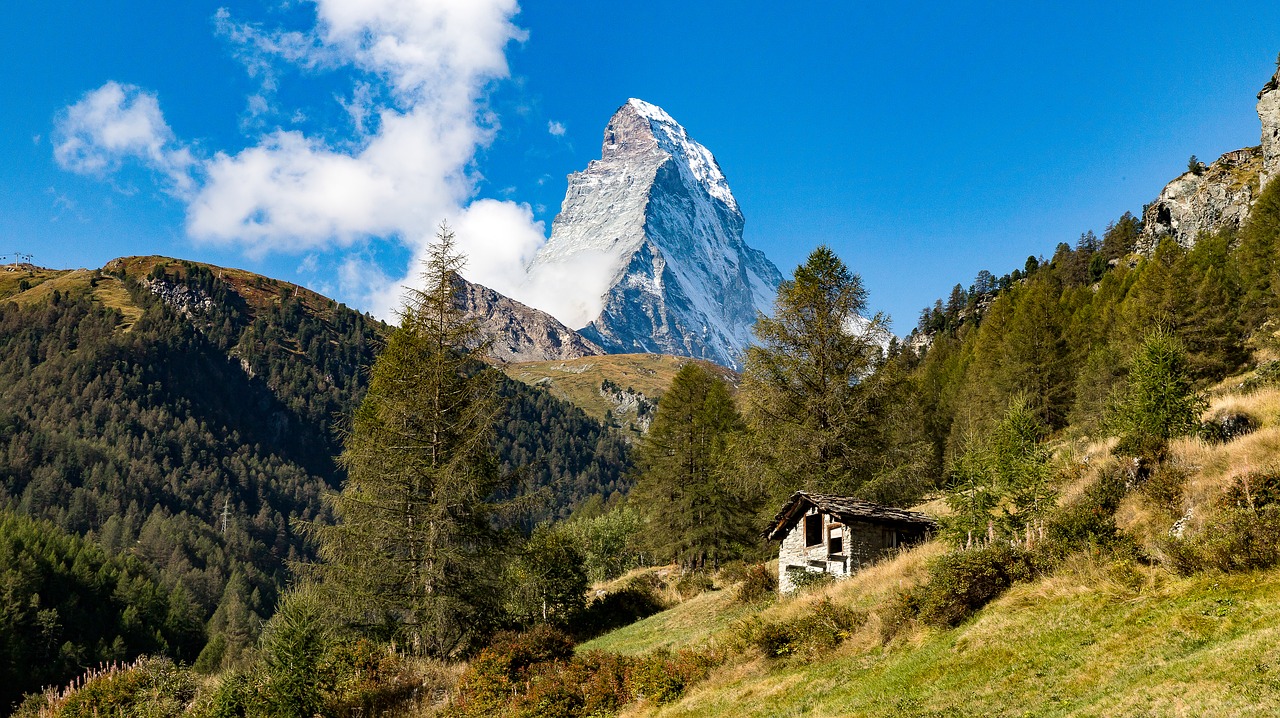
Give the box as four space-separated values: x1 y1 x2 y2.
946 396 1054 547
308 224 507 657
633 362 750 567
741 246 892 500
1110 330 1206 461
1235 177 1280 329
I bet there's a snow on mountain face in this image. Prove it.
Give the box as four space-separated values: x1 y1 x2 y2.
524 99 783 369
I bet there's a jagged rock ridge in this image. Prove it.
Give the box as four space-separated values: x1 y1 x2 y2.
1140 63 1280 250
526 99 783 369
454 276 604 363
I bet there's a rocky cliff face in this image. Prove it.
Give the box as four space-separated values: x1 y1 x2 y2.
1140 62 1280 251
524 99 783 369
1260 65 1280 190
455 277 604 364
1137 147 1263 252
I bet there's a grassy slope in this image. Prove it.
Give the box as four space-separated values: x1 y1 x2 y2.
3 256 367 335
589 386 1280 717
502 354 737 436
641 563 1280 718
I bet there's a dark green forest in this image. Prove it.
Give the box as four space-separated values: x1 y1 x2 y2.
0 258 631 709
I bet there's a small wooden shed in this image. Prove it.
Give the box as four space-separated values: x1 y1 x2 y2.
764 491 937 593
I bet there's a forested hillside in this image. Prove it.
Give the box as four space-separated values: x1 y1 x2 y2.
0 256 631 707
905 176 1280 468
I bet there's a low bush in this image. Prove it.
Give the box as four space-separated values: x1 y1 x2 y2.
1199 411 1258 444
789 569 835 593
716 560 749 585
738 599 866 660
15 657 195 718
735 564 777 604
1163 473 1280 575
911 544 1043 628
1041 470 1128 558
571 579 667 641
449 629 717 717
674 570 715 599
877 590 918 644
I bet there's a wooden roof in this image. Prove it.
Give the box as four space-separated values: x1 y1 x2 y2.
764 491 938 541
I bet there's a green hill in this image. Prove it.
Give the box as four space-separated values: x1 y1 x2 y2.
0 255 632 704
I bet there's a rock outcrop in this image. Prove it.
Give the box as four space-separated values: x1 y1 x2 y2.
1137 147 1263 252
524 99 783 369
1139 61 1280 252
455 276 604 364
1260 65 1280 190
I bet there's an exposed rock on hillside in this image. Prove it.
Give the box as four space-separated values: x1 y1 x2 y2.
1138 147 1263 252
1260 65 1280 190
1140 62 1280 251
525 99 783 369
456 276 604 363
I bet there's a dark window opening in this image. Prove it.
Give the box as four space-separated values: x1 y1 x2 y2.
828 535 843 555
805 514 822 547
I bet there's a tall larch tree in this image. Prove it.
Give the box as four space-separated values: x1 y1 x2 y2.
740 246 893 502
632 362 750 568
308 224 508 658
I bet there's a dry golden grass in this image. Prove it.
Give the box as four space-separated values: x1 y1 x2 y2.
501 354 736 434
0 264 68 300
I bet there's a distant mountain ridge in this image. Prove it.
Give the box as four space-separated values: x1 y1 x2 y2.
525 99 783 369
454 275 604 363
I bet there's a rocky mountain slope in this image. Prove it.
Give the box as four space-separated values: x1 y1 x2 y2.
1139 64 1280 250
456 275 604 363
525 99 783 369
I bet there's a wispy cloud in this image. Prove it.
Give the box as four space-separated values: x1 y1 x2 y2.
53 81 196 196
52 0 570 322
547 120 565 136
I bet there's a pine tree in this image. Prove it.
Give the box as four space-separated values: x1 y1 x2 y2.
741 246 892 500
632 362 751 567
308 224 508 657
1110 330 1206 461
946 396 1054 547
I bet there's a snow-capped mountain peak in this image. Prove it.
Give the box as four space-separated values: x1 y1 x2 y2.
622 98 738 211
522 99 782 369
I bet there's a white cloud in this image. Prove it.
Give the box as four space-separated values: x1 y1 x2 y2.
189 0 547 316
53 81 195 196
547 120 565 136
52 0 584 326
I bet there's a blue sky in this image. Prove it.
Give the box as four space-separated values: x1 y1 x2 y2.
3 1 1278 333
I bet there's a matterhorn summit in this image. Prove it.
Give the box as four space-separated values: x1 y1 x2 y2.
524 99 783 369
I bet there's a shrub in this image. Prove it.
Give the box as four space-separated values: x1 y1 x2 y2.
674 570 715 599
1163 473 1280 574
449 635 717 716
789 569 835 593
716 560 749 585
16 657 196 718
1041 469 1127 558
1139 462 1188 517
571 580 667 641
735 564 777 604
914 544 1042 627
628 649 716 704
739 599 866 660
1199 412 1258 444
877 591 918 643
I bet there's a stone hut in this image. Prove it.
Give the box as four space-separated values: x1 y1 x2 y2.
764 491 937 593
